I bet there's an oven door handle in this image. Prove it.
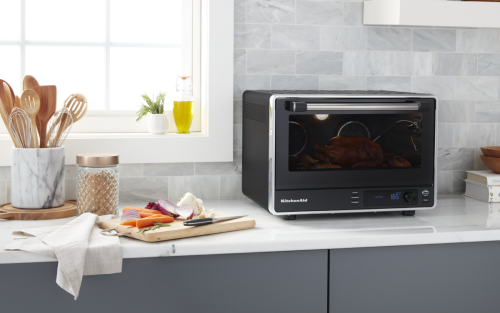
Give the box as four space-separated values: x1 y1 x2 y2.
291 102 420 112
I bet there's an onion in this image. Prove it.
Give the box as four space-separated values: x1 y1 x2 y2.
145 202 158 210
157 199 180 218
121 209 140 222
176 205 194 220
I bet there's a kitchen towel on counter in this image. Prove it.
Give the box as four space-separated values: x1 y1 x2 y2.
5 213 122 299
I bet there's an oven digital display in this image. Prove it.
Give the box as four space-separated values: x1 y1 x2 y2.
364 190 416 206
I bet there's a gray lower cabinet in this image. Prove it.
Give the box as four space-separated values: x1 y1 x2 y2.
1 250 327 313
329 242 500 313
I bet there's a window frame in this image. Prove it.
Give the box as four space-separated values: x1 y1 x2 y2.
0 0 234 165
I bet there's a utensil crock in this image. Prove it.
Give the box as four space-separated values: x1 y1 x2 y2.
11 146 65 209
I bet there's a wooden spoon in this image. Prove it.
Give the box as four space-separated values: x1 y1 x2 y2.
14 96 20 108
33 85 56 148
0 80 16 115
0 97 19 147
64 93 88 124
20 90 40 148
23 75 40 91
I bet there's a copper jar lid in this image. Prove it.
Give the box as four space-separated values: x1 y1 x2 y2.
76 153 119 166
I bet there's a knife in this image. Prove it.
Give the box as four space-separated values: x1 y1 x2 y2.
183 215 247 226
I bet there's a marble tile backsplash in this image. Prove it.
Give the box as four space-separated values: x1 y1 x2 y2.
1 0 500 204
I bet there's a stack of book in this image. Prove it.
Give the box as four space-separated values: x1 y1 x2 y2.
464 170 500 203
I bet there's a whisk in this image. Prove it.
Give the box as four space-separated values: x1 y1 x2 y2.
46 107 73 148
9 108 32 148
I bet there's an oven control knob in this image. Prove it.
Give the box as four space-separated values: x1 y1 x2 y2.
404 192 417 204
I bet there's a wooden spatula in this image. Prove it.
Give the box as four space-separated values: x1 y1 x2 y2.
20 90 41 148
33 85 56 148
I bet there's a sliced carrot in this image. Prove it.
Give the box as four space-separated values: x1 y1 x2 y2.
120 219 138 226
139 212 154 218
136 216 174 229
147 214 164 218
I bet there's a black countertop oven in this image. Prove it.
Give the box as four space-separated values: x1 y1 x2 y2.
242 91 437 219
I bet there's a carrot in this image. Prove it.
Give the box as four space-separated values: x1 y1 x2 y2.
123 207 162 215
139 212 155 218
136 216 174 229
120 219 138 226
147 214 164 218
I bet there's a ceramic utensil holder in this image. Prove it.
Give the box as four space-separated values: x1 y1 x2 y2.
11 147 65 209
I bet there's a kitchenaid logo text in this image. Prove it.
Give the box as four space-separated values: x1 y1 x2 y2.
281 199 308 203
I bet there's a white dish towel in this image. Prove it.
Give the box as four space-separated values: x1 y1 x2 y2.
5 213 122 299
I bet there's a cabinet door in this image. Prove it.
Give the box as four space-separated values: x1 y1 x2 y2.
330 242 500 313
1 250 327 313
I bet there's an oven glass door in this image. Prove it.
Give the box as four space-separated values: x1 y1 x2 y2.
275 97 436 190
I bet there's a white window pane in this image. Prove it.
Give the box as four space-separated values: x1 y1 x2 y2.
0 46 20 94
110 48 182 110
0 0 19 41
26 0 105 42
110 0 183 45
26 46 105 110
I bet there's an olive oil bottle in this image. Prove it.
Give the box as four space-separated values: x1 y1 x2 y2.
173 76 194 134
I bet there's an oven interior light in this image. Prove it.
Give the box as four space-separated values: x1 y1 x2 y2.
314 114 329 121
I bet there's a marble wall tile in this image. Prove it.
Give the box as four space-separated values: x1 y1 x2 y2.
272 25 320 50
221 176 246 200
411 77 455 100
476 101 500 123
344 51 390 75
234 100 243 124
234 75 270 99
234 24 272 49
474 147 489 170
413 28 456 52
195 155 242 176
168 176 220 202
234 49 246 75
456 77 498 100
389 52 433 76
296 0 343 25
247 50 295 74
319 76 366 90
438 100 475 123
367 28 412 51
234 149 242 160
366 76 411 92
438 124 453 147
0 181 5 204
120 164 143 177
0 166 11 180
452 171 467 194
437 147 474 170
234 0 246 23
234 124 242 149
453 124 496 147
120 177 168 203
457 29 500 53
296 50 343 75
143 163 194 176
247 0 295 24
433 53 477 76
65 179 76 199
65 165 77 179
271 75 319 90
478 54 500 76
437 171 452 195
320 27 367 51
343 2 363 26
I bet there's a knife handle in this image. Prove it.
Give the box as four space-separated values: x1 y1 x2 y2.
183 218 213 226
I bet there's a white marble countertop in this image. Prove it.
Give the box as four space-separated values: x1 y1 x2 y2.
2 195 500 264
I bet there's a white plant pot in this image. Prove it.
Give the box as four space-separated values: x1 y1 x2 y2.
148 114 168 134
11 147 65 209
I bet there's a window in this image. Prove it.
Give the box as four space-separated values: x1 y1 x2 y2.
0 0 201 133
0 0 233 165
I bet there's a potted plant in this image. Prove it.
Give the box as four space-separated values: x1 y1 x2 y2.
136 92 168 134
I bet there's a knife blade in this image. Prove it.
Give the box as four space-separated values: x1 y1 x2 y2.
183 215 247 227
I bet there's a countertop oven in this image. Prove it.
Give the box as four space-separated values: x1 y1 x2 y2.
242 91 437 218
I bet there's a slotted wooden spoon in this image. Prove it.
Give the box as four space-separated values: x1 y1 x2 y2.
52 93 87 145
33 85 56 148
20 89 41 148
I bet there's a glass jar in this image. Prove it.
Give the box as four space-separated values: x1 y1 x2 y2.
173 75 194 134
76 153 119 216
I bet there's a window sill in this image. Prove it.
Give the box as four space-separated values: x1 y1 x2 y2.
0 131 233 165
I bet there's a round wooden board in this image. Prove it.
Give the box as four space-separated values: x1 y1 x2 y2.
0 200 77 220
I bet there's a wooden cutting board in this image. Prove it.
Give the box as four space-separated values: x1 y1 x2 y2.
0 200 77 220
99 213 256 242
